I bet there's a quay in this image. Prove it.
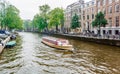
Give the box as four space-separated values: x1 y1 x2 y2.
48 33 120 47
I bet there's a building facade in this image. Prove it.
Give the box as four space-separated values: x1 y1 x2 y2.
81 0 96 33
64 0 120 36
96 0 120 36
64 0 84 33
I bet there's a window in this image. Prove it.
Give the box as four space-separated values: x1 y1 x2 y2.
116 16 119 27
103 8 106 14
87 4 89 7
103 30 106 34
115 0 119 2
87 9 89 12
109 18 112 27
79 8 81 13
98 1 100 7
83 16 85 20
91 8 94 12
87 15 89 20
92 2 94 5
108 6 112 13
79 15 81 20
109 30 112 34
115 30 119 35
92 14 94 19
98 9 101 13
115 4 119 12
109 0 112 4
83 11 85 15
103 0 106 6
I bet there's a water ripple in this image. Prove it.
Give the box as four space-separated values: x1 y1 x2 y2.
0 32 119 74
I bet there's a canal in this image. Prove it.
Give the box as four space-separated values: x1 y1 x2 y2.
0 32 120 74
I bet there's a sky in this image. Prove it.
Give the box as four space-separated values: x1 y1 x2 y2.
7 0 90 20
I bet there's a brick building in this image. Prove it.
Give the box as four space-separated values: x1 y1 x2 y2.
81 0 96 33
96 0 120 36
64 0 120 36
64 0 84 33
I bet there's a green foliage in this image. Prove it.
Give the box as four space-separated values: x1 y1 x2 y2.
92 12 107 27
39 4 50 19
32 5 64 32
23 20 31 31
0 3 23 30
48 8 64 31
4 5 23 30
32 5 50 32
32 14 46 31
39 5 50 29
0 1 7 29
71 13 80 29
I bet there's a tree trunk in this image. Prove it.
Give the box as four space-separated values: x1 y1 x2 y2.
98 25 101 37
56 24 58 33
1 24 3 30
61 24 64 33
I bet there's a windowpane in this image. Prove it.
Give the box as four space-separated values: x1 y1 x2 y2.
109 0 112 4
116 16 119 27
92 14 94 19
108 6 112 13
115 4 119 12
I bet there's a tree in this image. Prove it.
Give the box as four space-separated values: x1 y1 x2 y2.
39 4 50 31
0 0 7 29
32 14 46 32
4 5 23 30
32 6 64 33
92 12 107 34
23 20 31 31
37 16 46 32
48 8 64 32
71 13 80 29
39 4 50 18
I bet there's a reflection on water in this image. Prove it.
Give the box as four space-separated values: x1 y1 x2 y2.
0 32 120 74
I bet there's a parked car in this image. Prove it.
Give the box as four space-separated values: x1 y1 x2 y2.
0 30 11 36
0 34 8 39
5 31 11 36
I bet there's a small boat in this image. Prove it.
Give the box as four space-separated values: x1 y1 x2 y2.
42 37 73 50
6 41 16 48
0 36 11 53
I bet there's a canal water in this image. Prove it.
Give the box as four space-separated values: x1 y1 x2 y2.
0 32 120 74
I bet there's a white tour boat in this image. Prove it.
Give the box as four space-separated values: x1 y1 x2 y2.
42 37 73 50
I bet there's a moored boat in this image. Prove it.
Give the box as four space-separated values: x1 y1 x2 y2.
0 36 11 53
6 41 16 48
42 37 73 50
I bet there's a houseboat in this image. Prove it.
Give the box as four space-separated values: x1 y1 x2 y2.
42 37 73 50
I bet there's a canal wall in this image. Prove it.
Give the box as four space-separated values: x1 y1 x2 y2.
47 33 120 47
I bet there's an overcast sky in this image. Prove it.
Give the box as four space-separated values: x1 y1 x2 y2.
7 0 90 20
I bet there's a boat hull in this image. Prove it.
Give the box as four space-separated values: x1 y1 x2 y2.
0 36 11 53
42 40 73 50
6 41 16 48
